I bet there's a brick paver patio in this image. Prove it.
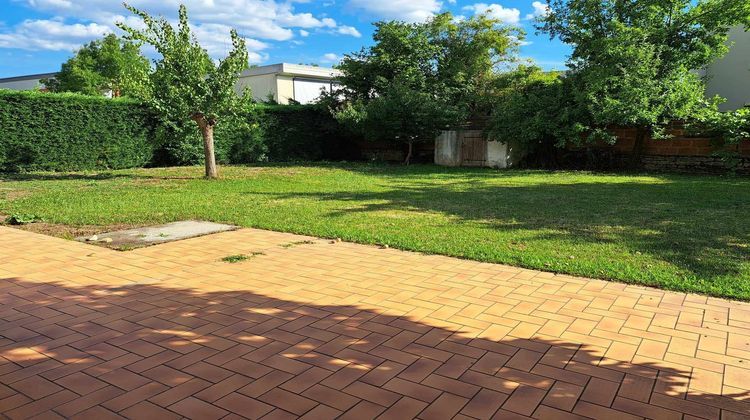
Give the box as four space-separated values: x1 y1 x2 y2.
0 226 748 419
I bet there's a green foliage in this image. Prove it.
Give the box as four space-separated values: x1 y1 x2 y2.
0 89 352 170
118 3 250 177
150 103 355 165
231 104 357 163
428 13 522 114
695 107 750 144
336 82 462 162
540 0 750 152
335 12 520 162
4 214 43 225
118 4 249 126
489 66 579 157
0 90 154 172
43 34 149 97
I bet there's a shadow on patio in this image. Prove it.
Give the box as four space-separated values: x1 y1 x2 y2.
1 277 747 419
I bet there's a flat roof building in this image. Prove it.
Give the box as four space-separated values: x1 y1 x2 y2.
0 63 341 105
236 63 342 105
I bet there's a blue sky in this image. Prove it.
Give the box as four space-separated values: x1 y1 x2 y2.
0 0 571 78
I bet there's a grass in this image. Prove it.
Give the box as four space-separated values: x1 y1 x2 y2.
1 163 749 300
221 253 264 263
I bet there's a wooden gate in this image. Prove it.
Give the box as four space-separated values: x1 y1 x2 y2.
460 130 487 166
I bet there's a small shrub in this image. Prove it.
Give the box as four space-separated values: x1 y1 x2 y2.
5 214 43 225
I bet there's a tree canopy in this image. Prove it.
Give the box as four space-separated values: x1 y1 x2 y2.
334 12 522 163
540 0 750 166
44 34 149 97
117 3 249 178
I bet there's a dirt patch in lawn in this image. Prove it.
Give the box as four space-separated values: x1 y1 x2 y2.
4 221 141 245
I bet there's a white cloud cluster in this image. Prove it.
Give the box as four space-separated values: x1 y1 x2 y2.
463 3 521 25
525 1 550 20
347 0 442 22
0 0 361 63
321 53 341 63
337 26 362 37
0 18 111 51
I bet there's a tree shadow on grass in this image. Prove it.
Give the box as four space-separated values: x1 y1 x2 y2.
254 176 750 290
0 277 747 418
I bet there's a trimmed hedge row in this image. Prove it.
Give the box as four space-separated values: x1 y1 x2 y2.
247 104 359 162
0 89 358 172
0 90 155 171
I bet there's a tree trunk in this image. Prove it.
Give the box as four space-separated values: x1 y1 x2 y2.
629 126 647 170
193 115 218 179
404 141 413 166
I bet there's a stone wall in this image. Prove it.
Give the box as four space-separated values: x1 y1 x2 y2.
640 155 750 174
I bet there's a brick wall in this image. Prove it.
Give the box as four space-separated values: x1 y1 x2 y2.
568 125 750 174
603 126 750 157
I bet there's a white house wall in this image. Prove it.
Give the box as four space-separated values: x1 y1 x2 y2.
704 26 750 111
0 78 45 91
235 73 278 103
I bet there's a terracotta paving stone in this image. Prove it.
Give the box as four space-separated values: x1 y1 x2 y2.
418 392 469 419
168 396 229 419
1 226 750 419
214 392 274 418
120 401 182 420
338 400 386 419
502 385 548 416
460 388 508 418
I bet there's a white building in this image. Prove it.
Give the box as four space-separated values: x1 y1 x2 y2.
235 63 342 105
0 72 57 91
702 26 750 111
0 63 341 105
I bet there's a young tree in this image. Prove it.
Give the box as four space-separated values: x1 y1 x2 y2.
541 0 750 168
335 12 521 163
44 34 149 97
118 3 249 178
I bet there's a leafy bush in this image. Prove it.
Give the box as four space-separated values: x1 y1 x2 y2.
488 67 581 167
149 103 354 164
0 90 356 172
0 89 154 171
4 214 43 225
254 104 358 162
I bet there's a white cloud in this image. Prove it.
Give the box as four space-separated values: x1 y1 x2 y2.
1 0 350 63
463 3 521 25
337 25 361 37
321 53 340 63
347 0 442 22
525 1 550 20
0 18 111 50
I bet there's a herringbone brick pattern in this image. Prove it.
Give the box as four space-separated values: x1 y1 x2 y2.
0 226 748 419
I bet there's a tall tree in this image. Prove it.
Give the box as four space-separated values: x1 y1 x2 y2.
44 34 149 97
118 3 249 179
335 12 521 163
541 0 750 168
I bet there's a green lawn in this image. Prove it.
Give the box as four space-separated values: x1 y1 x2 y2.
2 164 749 300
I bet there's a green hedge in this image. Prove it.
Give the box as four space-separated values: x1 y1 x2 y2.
0 90 358 172
238 104 358 162
0 89 155 171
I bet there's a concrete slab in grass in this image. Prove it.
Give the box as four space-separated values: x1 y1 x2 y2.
76 221 237 249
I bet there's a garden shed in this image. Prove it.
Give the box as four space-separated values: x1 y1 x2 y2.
434 119 524 168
